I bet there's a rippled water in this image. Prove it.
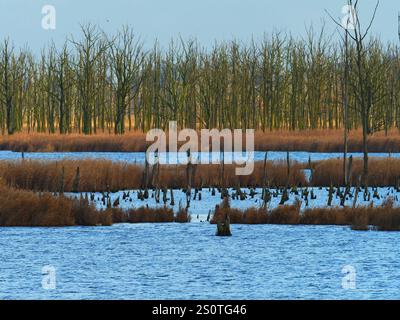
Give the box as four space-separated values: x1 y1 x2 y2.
0 150 396 163
1 224 399 299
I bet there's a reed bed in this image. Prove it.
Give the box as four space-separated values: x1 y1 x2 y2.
1 130 400 153
4 157 400 191
110 207 174 223
110 206 190 223
0 159 143 192
302 199 400 231
0 159 306 192
0 183 190 226
254 129 400 153
210 198 400 231
210 198 301 225
0 132 148 152
311 157 400 187
210 198 269 224
0 185 112 227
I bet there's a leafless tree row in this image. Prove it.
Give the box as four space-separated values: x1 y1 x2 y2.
0 19 398 136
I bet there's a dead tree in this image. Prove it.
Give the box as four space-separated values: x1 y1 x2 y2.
327 0 380 188
109 26 144 134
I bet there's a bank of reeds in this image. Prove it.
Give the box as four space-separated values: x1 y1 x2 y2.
108 205 190 223
211 198 269 224
0 159 306 192
210 198 400 231
4 157 400 191
110 207 174 223
254 130 400 153
0 185 112 226
302 198 400 231
311 157 400 187
1 130 400 153
210 198 301 225
0 183 191 226
0 132 148 152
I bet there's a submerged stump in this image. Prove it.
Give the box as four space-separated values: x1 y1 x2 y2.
216 213 232 236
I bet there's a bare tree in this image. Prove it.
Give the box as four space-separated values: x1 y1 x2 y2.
109 26 144 134
327 0 380 187
0 39 26 134
70 24 109 134
46 42 73 134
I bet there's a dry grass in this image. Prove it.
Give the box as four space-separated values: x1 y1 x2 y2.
268 199 302 224
0 159 306 192
0 185 112 227
174 206 191 223
210 197 400 231
210 198 300 225
311 158 400 186
0 132 148 152
210 198 269 224
0 183 188 226
3 156 400 192
1 129 400 153
0 159 142 192
303 199 400 231
301 207 352 225
109 206 190 223
127 206 175 223
254 129 400 152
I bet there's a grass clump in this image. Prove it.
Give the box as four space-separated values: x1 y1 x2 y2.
0 185 111 227
109 206 191 223
210 197 400 231
311 158 400 187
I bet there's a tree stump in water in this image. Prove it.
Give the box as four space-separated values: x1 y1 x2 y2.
216 213 232 236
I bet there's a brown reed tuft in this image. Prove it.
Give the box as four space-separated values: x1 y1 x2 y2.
174 205 191 223
210 198 300 225
110 206 175 223
268 199 302 224
210 197 400 231
0 183 182 226
127 206 174 223
0 185 112 226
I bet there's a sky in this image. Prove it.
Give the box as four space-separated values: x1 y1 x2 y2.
0 0 398 52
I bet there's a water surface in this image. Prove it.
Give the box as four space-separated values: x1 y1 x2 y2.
0 224 399 299
0 150 397 163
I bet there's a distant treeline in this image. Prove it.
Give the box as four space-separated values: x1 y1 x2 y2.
0 24 398 134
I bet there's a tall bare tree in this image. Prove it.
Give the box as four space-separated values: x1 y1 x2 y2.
109 27 144 134
71 24 108 134
327 0 380 187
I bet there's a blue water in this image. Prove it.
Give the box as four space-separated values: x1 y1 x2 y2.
0 150 397 163
0 223 399 299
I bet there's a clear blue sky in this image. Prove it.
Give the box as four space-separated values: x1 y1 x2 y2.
0 0 398 52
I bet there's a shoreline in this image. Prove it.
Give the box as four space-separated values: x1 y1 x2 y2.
1 130 400 153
